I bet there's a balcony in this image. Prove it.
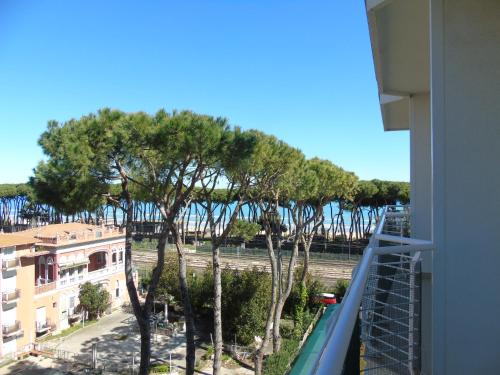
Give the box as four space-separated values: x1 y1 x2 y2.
2 321 22 338
2 289 20 303
303 206 434 375
68 312 82 323
35 280 56 295
36 319 55 333
1 258 20 271
35 226 123 246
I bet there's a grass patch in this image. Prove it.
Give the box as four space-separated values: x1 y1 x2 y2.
150 363 170 373
221 353 236 365
0 358 15 369
202 345 214 360
38 320 97 342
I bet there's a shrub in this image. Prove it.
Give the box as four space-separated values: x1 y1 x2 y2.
293 283 308 337
284 266 324 318
263 338 300 375
334 279 350 301
202 345 214 360
77 282 111 320
150 363 170 373
220 267 271 345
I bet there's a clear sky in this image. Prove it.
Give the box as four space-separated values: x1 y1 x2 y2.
0 0 409 184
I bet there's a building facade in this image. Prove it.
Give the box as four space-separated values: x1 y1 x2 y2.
365 1 500 373
305 2 500 374
0 223 128 357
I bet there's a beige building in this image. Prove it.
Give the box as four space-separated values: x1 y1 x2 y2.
0 223 128 357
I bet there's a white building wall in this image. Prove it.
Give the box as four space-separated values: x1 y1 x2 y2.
431 1 500 373
409 93 432 375
410 93 432 244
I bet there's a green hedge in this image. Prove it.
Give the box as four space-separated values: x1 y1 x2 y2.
262 338 301 375
150 363 170 373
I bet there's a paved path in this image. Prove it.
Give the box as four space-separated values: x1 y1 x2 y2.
0 356 73 375
50 309 187 371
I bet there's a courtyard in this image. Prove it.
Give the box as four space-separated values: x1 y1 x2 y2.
0 309 253 375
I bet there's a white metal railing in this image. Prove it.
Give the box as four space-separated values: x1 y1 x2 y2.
1 258 20 271
36 319 55 333
2 289 21 303
2 321 22 337
313 206 434 375
39 265 124 293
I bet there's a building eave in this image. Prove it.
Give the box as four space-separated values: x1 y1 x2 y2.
365 0 430 131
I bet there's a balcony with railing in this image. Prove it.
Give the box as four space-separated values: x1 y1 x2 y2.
36 319 55 334
300 205 434 375
1 258 20 271
2 289 21 303
2 321 22 338
35 279 56 294
35 225 124 246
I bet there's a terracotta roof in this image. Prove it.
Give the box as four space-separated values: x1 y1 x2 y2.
0 223 123 250
21 250 51 258
0 234 37 248
18 223 124 247
21 223 104 237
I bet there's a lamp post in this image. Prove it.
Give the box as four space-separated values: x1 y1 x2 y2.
164 294 174 324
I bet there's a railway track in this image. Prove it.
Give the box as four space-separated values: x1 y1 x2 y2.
132 250 358 285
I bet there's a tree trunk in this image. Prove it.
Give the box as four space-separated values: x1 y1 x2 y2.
122 191 151 375
254 230 278 375
171 225 196 375
212 244 223 375
138 320 152 374
273 211 303 353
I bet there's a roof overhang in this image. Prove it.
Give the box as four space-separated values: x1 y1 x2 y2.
366 0 430 131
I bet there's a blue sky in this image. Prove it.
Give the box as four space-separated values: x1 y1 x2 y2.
0 0 409 183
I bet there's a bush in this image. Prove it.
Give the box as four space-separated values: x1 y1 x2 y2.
221 267 271 345
284 266 324 318
77 282 111 320
202 345 214 360
263 338 300 375
334 279 350 301
150 363 170 373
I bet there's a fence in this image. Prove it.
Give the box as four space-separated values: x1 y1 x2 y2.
311 206 434 375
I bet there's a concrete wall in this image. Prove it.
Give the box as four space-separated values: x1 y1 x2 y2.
431 1 500 373
409 93 432 375
410 93 432 244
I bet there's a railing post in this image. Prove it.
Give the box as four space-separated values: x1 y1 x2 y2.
342 314 360 375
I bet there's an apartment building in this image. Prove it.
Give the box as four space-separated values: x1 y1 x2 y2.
0 223 128 357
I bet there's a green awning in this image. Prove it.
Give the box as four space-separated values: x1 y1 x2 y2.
58 260 89 271
289 304 341 375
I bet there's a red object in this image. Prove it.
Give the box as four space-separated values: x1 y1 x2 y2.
317 293 337 304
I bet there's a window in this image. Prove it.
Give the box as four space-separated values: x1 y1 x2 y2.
97 253 105 264
118 251 123 263
112 252 117 264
